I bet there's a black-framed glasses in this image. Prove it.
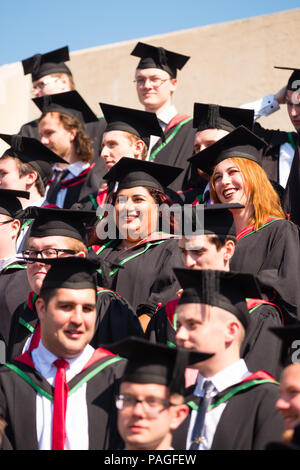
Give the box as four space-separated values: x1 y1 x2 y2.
22 248 77 263
116 394 175 418
133 77 170 88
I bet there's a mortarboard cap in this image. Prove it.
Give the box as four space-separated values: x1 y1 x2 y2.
0 133 68 187
181 203 243 237
189 125 266 176
193 103 254 133
175 269 263 330
131 42 190 78
106 337 213 395
274 66 300 91
269 323 300 367
0 188 29 218
99 103 164 146
39 256 98 293
103 157 183 193
22 206 95 242
33 90 98 124
22 46 72 82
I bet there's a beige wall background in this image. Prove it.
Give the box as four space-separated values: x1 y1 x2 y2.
0 8 299 154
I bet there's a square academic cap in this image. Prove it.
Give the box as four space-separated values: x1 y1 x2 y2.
0 188 29 218
39 256 99 292
270 323 300 367
0 134 68 187
181 203 243 237
175 269 263 330
193 103 254 133
274 66 300 91
103 157 183 193
99 103 164 145
22 46 72 82
106 336 213 395
188 125 266 176
33 90 98 124
131 42 190 78
22 206 96 242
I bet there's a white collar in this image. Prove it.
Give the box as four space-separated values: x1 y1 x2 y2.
0 256 19 270
22 197 47 209
32 341 95 383
65 160 90 177
194 359 251 396
157 105 177 127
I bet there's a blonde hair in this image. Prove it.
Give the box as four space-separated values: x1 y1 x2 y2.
210 157 285 230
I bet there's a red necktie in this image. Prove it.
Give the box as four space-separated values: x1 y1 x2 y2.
52 359 69 450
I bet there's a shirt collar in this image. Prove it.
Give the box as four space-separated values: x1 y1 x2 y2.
32 340 95 382
65 161 90 177
157 105 177 128
194 359 251 396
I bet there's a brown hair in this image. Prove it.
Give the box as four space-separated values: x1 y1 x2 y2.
49 72 76 90
1 155 46 196
39 111 94 163
210 157 285 230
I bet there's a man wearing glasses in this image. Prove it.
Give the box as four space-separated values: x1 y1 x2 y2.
108 337 211 451
0 257 127 450
6 206 143 361
131 42 198 192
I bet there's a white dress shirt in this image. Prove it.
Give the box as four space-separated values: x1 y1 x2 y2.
32 341 95 450
147 105 178 157
186 359 251 450
241 94 295 188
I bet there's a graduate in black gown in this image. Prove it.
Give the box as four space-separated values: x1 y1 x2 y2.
76 102 166 210
0 257 126 450
172 268 284 450
243 66 300 215
190 125 300 324
6 207 143 362
131 42 197 192
32 90 103 208
92 157 185 332
107 337 211 451
19 45 107 170
0 189 32 355
183 103 255 204
146 204 284 380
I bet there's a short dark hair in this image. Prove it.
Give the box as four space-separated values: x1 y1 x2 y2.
1 155 46 196
207 234 236 250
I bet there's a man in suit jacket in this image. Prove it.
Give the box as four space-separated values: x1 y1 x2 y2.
172 268 284 450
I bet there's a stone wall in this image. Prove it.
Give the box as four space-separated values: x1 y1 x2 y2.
0 8 299 153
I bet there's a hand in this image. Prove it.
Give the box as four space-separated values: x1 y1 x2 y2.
274 86 287 104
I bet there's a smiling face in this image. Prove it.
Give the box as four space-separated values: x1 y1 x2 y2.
212 159 249 207
276 364 300 430
135 68 177 113
36 287 97 359
114 186 158 242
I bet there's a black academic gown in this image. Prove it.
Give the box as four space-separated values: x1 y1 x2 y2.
230 218 300 323
146 297 283 380
148 115 200 192
7 288 144 362
172 373 283 450
95 234 183 315
0 262 31 351
0 347 126 450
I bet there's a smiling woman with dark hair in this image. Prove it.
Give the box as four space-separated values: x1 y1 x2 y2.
191 125 300 324
92 158 184 331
